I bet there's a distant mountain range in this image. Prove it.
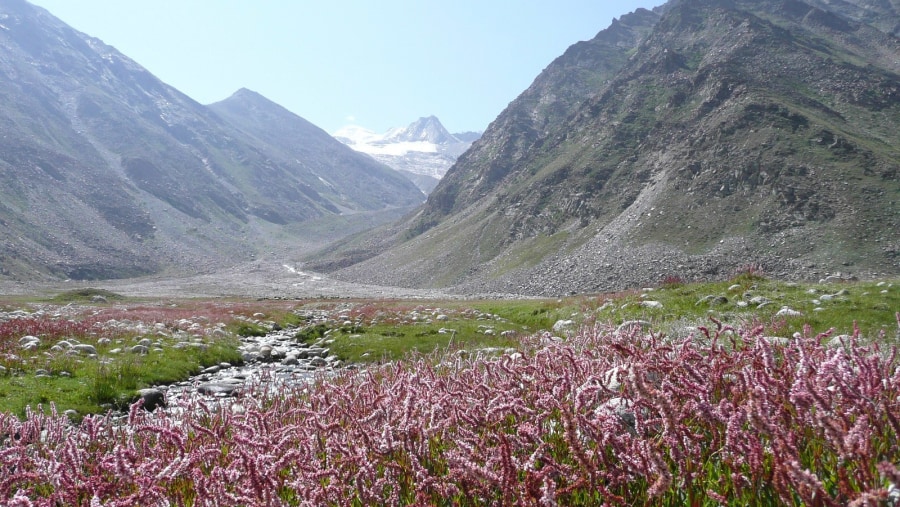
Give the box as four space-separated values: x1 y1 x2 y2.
0 0 423 280
314 0 900 295
333 116 480 193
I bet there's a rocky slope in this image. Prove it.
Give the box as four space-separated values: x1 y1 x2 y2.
333 116 479 193
321 0 900 296
0 0 423 281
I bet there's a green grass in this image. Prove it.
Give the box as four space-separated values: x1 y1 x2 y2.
298 299 584 364
0 336 241 420
327 320 518 363
47 288 126 303
592 276 899 341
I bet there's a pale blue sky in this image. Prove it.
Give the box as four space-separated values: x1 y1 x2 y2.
30 1 665 134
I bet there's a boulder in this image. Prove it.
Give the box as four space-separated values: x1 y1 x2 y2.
72 344 98 356
138 388 166 412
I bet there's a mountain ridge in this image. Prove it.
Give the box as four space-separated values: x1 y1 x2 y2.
318 0 900 295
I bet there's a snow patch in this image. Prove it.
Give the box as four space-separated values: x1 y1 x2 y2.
353 140 438 156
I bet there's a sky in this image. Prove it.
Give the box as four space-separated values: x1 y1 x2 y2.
30 1 666 135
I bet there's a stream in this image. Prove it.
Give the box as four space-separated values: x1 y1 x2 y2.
137 327 342 412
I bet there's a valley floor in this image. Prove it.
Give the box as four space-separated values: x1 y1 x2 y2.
0 261 464 300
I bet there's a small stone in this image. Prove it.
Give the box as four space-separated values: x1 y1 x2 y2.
306 347 328 358
552 320 575 332
602 365 630 391
640 300 663 309
197 383 240 397
130 345 149 354
775 307 802 317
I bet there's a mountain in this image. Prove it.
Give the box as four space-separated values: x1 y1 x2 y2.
319 0 900 295
333 116 480 193
208 89 423 211
0 0 423 281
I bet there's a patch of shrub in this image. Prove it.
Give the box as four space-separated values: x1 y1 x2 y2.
49 288 124 303
233 322 267 337
295 324 329 343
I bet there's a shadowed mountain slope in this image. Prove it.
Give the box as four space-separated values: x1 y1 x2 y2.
0 0 423 280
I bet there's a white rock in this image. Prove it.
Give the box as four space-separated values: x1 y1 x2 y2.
72 344 98 355
19 335 39 345
775 307 801 317
552 320 575 332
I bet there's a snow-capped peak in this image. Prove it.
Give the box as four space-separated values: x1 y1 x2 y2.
382 116 458 144
332 116 481 193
